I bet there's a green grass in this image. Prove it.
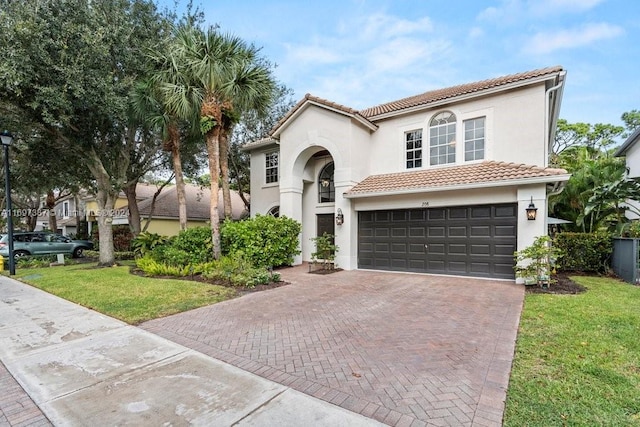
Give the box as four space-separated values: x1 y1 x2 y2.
504 276 640 426
13 263 236 324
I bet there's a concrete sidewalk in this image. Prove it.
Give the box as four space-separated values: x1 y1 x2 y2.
0 275 383 426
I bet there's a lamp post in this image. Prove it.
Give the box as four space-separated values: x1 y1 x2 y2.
1 131 15 275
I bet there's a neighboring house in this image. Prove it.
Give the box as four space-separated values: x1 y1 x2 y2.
244 66 571 279
34 192 87 237
83 182 248 236
614 127 640 220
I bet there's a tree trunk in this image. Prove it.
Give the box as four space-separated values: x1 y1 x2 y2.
86 149 117 266
168 125 188 231
205 126 221 259
45 189 58 231
124 182 141 237
220 131 232 220
95 186 117 266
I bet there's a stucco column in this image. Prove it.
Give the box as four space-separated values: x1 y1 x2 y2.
333 185 355 270
280 181 304 266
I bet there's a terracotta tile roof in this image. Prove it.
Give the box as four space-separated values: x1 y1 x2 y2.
132 183 248 220
359 66 564 118
345 161 569 197
266 66 564 139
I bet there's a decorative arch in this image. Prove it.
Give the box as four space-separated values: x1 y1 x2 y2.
429 111 457 165
267 205 280 217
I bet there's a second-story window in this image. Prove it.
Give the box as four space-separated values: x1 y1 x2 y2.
318 162 335 203
464 117 485 161
62 201 70 218
429 111 456 166
265 151 278 184
405 130 423 169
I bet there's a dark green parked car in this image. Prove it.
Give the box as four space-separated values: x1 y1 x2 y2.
0 232 94 259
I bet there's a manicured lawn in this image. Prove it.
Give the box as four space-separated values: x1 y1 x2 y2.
504 276 640 426
13 263 236 324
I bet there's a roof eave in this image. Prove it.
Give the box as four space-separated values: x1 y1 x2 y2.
343 174 572 199
272 100 377 138
365 73 564 122
615 127 640 157
241 139 279 152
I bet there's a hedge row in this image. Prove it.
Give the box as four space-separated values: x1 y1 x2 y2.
554 232 612 273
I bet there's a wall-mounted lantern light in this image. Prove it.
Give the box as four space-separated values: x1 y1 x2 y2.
335 208 344 226
526 197 538 221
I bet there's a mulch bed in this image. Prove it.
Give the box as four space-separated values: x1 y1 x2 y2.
128 266 290 295
525 272 587 294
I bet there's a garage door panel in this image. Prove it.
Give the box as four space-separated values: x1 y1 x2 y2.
495 205 517 217
470 226 491 237
391 243 407 254
495 244 516 256
495 225 516 236
449 244 468 254
449 226 467 237
358 203 516 279
409 227 425 237
449 207 468 219
409 243 425 254
471 206 491 218
428 226 445 237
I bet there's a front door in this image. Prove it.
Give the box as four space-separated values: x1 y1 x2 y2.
317 214 335 238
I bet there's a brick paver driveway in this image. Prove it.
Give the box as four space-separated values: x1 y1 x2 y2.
141 266 524 426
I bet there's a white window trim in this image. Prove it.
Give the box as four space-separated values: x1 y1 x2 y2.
264 151 279 185
62 200 70 219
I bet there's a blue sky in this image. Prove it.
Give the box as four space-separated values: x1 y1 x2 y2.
160 0 638 137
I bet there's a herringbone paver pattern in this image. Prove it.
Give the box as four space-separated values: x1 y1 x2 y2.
141 267 523 426
0 361 52 427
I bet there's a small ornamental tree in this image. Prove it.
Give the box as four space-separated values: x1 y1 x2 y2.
310 233 339 270
514 236 563 287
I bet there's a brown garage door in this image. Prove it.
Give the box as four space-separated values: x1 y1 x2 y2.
358 204 517 279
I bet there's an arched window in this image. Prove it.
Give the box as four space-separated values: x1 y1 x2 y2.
429 111 456 165
318 162 335 203
267 206 280 217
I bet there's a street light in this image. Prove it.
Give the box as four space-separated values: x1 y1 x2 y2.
1 130 15 275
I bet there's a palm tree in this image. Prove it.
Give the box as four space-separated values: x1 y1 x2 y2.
131 51 202 231
170 24 275 258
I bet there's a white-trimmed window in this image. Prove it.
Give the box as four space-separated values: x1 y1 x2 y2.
464 117 485 161
265 151 278 184
318 162 335 203
267 206 280 217
62 201 70 218
405 130 423 169
429 112 456 166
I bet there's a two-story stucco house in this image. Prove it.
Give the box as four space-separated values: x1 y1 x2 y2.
614 127 640 220
244 66 570 279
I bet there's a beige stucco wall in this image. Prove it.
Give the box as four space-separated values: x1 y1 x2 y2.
248 82 558 274
141 219 209 236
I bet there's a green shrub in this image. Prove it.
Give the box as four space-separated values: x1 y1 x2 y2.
202 254 280 288
91 225 134 251
554 232 613 272
149 245 192 267
15 254 64 268
170 227 213 264
132 232 168 257
221 215 301 268
136 256 192 276
514 236 562 285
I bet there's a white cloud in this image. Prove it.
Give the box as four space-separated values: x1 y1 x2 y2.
277 11 449 107
359 13 433 40
283 43 343 65
524 22 624 54
468 27 484 39
530 0 605 14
